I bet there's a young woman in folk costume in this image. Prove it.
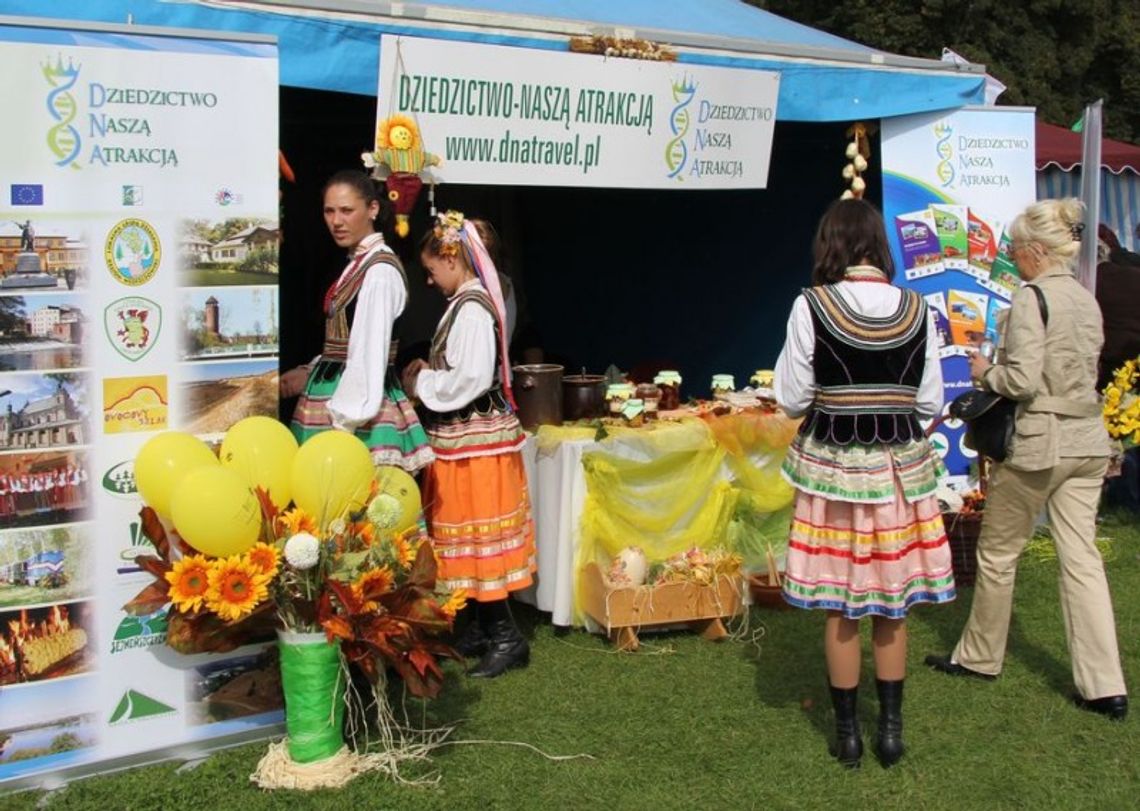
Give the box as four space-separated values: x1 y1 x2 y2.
774 199 955 769
402 210 536 679
280 170 433 475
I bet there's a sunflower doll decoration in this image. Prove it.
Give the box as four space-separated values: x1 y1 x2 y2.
362 114 441 238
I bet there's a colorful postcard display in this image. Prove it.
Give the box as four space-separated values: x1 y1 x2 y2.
895 204 1021 298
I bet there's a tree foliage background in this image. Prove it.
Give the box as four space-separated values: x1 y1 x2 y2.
751 0 1140 142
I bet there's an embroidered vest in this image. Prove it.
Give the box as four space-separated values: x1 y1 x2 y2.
800 284 929 445
429 287 500 373
322 244 408 365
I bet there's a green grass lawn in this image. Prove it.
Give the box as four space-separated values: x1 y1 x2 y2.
6 514 1140 810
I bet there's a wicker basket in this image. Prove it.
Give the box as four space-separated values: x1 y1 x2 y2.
942 511 982 587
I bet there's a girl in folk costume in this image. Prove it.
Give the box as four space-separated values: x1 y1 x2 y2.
281 170 433 474
403 211 536 679
774 199 955 769
0 472 13 522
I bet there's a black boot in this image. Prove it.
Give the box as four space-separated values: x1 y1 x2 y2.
452 604 487 658
468 600 529 679
875 679 905 768
829 685 862 768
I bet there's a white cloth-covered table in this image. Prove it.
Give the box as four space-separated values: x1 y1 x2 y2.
516 433 595 627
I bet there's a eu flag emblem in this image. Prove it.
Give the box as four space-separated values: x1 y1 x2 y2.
10 184 44 205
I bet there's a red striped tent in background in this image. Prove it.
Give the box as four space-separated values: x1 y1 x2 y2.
1036 120 1140 251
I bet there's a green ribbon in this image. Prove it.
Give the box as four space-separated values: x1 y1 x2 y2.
278 633 346 764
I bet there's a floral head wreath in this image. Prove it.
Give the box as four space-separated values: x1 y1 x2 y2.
433 210 465 257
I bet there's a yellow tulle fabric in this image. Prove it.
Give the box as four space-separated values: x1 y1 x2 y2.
558 413 799 624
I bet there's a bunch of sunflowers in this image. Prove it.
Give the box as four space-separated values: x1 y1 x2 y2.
124 481 466 698
1103 357 1140 449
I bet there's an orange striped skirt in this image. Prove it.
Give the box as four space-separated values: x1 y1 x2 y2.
423 450 535 602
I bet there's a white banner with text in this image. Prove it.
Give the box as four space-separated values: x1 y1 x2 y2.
376 35 780 189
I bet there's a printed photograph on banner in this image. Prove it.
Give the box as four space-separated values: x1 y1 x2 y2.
985 298 1011 343
0 449 91 529
104 295 162 363
0 219 89 293
179 218 279 287
180 359 278 437
0 293 89 372
894 209 945 280
0 524 92 608
923 292 952 349
103 218 161 288
102 375 168 435
0 677 98 782
966 209 1004 281
0 600 94 685
930 204 969 271
988 229 1021 296
947 289 989 349
0 372 91 452
179 287 278 362
185 647 283 727
0 712 98 780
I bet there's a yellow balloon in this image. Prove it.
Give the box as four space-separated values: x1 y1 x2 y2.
290 431 375 523
372 466 423 534
219 416 299 509
135 432 219 519
171 466 262 557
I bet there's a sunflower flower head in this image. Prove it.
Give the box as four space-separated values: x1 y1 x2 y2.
278 507 318 538
440 588 468 619
164 555 212 613
392 532 414 569
352 566 395 611
246 542 280 579
205 556 270 622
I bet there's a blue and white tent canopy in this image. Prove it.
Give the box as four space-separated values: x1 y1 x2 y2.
2 0 987 121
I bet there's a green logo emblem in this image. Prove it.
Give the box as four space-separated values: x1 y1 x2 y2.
109 689 176 724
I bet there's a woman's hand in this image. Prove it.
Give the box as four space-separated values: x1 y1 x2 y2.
968 351 992 384
280 365 310 399
402 359 428 398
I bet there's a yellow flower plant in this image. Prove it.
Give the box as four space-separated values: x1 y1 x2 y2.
1103 357 1140 449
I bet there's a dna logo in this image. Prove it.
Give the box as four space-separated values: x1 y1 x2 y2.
934 121 954 188
665 76 698 180
42 55 82 169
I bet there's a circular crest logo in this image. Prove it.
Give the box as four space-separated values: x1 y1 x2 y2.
105 218 161 286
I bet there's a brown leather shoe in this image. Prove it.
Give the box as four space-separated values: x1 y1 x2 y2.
924 654 997 681
1071 693 1128 721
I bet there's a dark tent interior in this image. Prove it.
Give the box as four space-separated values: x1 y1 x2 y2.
278 86 878 416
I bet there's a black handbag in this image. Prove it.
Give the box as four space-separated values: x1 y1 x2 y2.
949 285 1048 463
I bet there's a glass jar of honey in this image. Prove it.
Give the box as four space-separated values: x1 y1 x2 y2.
653 370 682 411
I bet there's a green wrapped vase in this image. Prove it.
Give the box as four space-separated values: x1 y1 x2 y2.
277 630 346 764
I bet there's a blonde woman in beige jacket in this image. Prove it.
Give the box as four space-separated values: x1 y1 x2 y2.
926 198 1128 721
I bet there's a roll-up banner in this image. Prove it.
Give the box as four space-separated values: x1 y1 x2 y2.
881 107 1037 479
0 17 281 787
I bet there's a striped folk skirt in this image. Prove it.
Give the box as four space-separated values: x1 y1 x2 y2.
423 450 536 603
782 480 956 620
290 364 434 474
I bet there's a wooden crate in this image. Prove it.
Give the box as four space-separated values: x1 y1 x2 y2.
579 561 745 651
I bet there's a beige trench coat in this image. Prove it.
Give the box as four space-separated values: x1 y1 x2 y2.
983 265 1112 471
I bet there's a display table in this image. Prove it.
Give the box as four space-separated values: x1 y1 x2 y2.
516 410 799 627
